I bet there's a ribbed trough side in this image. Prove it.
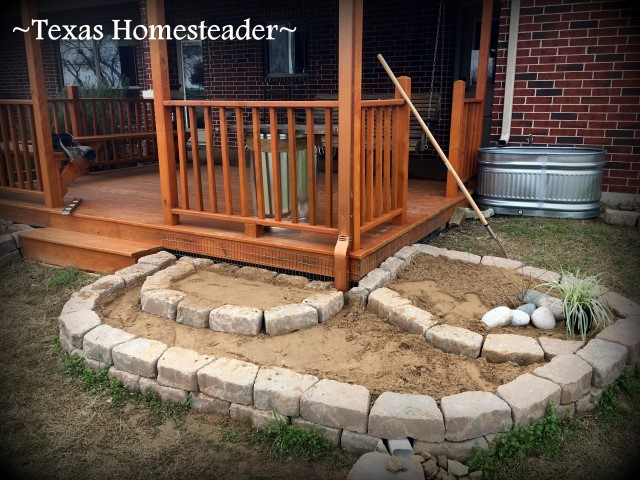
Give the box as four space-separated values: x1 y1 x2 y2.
475 147 606 219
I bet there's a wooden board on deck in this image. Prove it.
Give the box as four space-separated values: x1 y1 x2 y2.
19 227 161 272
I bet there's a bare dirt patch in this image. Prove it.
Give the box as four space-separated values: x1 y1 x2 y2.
173 269 313 310
100 280 537 400
388 254 568 339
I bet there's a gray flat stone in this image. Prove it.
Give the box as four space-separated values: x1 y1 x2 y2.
300 379 370 433
597 318 640 364
388 304 438 334
302 291 344 323
108 367 140 391
412 244 447 257
264 304 317 336
140 274 173 293
8 224 33 249
531 307 556 330
347 286 369 305
441 250 481 265
600 291 640 318
480 256 524 270
209 262 239 275
58 309 101 349
84 356 109 372
482 306 512 328
496 373 561 426
359 268 392 292
176 297 212 328
576 339 628 387
368 392 444 442
139 377 188 404
137 251 176 268
190 393 230 414
236 266 277 282
275 273 310 288
112 338 168 378
59 328 74 353
114 262 159 285
346 452 424 480
177 256 214 268
520 289 546 306
83 324 136 364
440 391 512 441
367 287 412 319
510 309 530 327
604 208 640 227
141 288 187 320
413 437 489 461
155 262 196 281
425 325 484 359
0 233 16 255
394 245 419 262
575 393 595 413
197 357 259 405
157 346 214 391
210 304 263 335
516 303 537 316
229 403 286 430
341 430 382 455
538 337 585 361
482 334 545 366
533 354 592 404
292 418 342 446
254 366 319 416
80 275 125 300
0 250 21 267
307 280 334 290
380 256 407 278
61 291 100 315
517 266 560 283
448 460 469 477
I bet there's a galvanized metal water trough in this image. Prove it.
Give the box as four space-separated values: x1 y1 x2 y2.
475 147 606 219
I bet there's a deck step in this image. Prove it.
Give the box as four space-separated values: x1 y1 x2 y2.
19 228 161 273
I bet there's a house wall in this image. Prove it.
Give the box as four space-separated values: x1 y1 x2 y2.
491 0 640 196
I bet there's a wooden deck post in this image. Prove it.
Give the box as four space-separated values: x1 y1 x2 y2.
393 76 410 225
334 0 363 290
21 0 64 208
66 85 84 137
446 80 466 198
147 0 178 225
475 0 494 103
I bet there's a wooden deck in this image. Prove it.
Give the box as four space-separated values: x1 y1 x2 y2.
0 164 469 282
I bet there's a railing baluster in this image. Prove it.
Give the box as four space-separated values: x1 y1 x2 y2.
287 107 298 223
126 101 135 160
51 102 60 134
91 101 98 135
27 104 43 191
360 108 366 217
366 106 374 222
269 107 281 222
0 106 9 187
375 106 383 218
188 106 203 211
204 106 217 213
324 107 333 227
17 105 33 190
219 106 233 214
8 107 24 188
383 106 391 213
391 105 399 210
236 107 249 217
175 106 189 210
251 107 265 219
305 107 315 225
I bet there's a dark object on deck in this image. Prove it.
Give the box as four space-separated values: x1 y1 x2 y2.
53 132 96 161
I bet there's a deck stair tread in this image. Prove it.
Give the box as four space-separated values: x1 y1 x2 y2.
19 228 160 257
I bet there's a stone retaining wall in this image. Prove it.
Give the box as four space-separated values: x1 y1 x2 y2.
0 220 32 267
58 248 640 460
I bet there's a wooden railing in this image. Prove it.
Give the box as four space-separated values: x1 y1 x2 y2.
164 100 340 237
48 86 157 168
0 100 43 194
353 96 410 248
446 80 484 197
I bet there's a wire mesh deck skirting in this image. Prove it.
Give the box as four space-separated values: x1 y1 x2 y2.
162 231 335 282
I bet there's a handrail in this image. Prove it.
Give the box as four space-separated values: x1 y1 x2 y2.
164 100 339 108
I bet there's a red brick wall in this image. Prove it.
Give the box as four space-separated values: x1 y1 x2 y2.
491 0 640 195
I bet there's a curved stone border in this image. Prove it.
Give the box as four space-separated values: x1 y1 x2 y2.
139 258 344 336
57 249 640 460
